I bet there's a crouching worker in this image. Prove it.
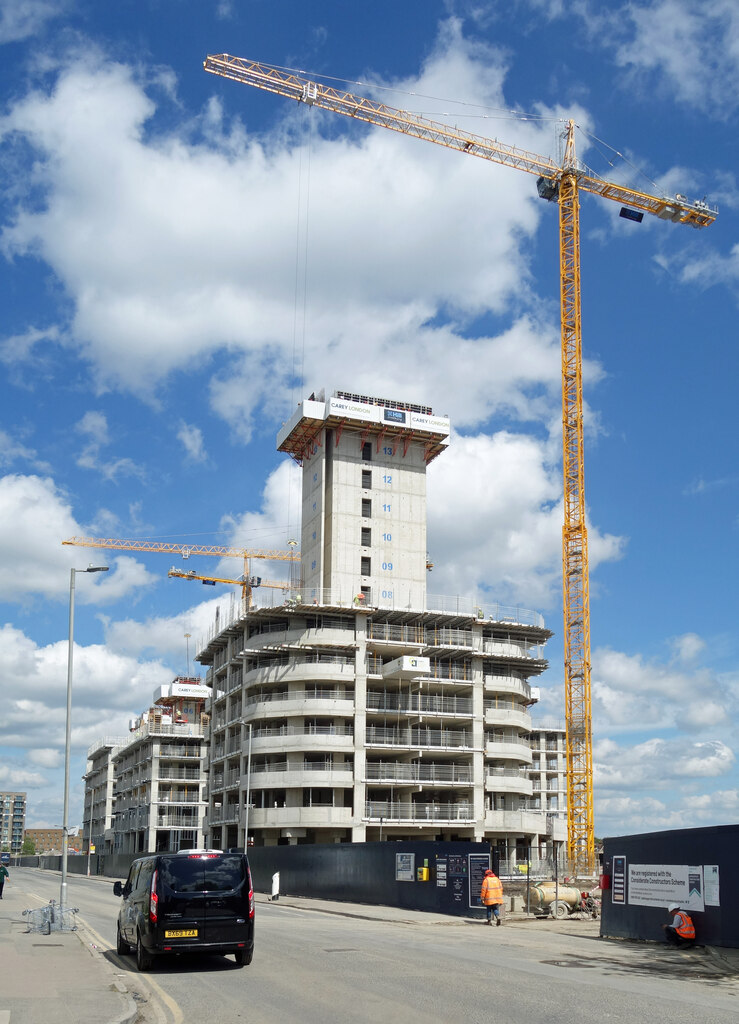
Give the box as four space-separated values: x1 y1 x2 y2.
480 868 504 926
662 903 695 947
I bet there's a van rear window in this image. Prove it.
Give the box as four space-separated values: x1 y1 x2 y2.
159 855 245 893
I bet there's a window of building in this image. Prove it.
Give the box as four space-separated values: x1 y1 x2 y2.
361 498 371 518
361 442 372 461
360 585 372 604
361 556 371 576
303 788 334 807
362 469 372 488
361 527 371 546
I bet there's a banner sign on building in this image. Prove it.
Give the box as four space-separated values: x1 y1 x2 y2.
628 864 705 912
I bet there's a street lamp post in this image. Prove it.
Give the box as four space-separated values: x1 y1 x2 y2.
61 565 108 914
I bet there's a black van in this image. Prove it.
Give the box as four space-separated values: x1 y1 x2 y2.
113 849 255 971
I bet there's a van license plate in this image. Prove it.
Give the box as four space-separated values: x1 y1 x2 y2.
165 929 198 938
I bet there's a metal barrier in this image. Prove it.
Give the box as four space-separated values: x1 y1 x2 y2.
22 899 78 933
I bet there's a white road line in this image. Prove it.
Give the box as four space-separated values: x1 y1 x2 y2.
80 918 184 1024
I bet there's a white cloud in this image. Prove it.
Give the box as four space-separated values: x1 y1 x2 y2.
669 632 705 663
102 593 228 666
75 411 143 481
27 748 62 768
177 421 207 462
595 736 734 791
0 0 66 44
0 29 593 445
609 0 739 116
0 429 40 469
0 473 158 603
0 620 185 827
592 644 729 732
428 430 624 608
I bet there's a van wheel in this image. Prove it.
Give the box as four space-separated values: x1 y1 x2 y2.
234 947 253 967
136 932 154 972
551 900 569 920
116 922 130 955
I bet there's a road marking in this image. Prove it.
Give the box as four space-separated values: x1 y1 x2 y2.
0 1010 10 1024
80 919 184 1024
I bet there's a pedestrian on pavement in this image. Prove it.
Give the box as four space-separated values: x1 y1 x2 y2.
0 861 8 898
662 903 695 947
480 868 504 926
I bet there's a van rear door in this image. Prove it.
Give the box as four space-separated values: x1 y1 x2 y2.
199 855 250 944
158 854 248 945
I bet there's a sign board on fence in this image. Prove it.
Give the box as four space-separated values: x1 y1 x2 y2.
395 852 415 882
468 853 491 909
628 864 705 912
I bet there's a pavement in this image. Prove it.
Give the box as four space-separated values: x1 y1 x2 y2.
0 879 136 1024
1 875 737 1024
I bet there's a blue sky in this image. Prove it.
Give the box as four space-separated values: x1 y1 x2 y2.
1 0 737 837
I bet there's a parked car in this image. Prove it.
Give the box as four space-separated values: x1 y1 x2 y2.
0 853 10 865
113 849 255 971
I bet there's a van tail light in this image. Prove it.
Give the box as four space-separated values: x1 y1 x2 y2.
149 869 159 923
247 866 255 918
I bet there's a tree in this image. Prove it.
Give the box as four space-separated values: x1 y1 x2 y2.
21 837 36 855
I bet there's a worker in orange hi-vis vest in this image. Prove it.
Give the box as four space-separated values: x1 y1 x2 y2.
480 868 504 927
662 903 696 947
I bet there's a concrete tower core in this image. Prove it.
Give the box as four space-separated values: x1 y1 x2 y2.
277 390 450 610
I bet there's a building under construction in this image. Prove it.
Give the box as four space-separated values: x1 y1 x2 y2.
199 391 564 862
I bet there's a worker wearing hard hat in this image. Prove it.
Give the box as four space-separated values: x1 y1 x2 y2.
662 903 695 947
480 868 504 926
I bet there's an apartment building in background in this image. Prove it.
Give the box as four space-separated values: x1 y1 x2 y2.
83 738 124 855
109 677 210 854
0 791 26 855
529 723 568 821
199 391 566 864
23 827 82 855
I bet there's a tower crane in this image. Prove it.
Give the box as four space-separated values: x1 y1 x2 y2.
203 53 717 874
167 567 296 607
63 535 300 597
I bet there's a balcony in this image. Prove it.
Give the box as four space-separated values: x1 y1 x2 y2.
243 656 355 688
155 810 203 828
158 767 202 781
483 704 531 730
422 627 475 650
484 768 533 796
484 675 533 701
244 691 355 720
482 638 545 660
247 806 353 828
484 809 550 833
249 766 354 789
365 761 472 785
366 692 473 718
158 745 204 759
364 801 474 823
484 740 533 763
366 622 424 652
366 726 474 751
251 725 355 754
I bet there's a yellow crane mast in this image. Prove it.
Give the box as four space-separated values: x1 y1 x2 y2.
203 53 717 874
